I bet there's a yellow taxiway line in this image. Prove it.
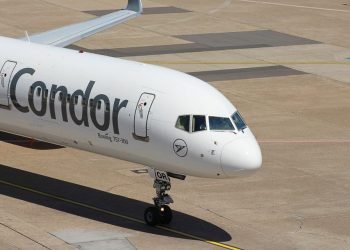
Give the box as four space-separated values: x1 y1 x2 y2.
0 179 242 250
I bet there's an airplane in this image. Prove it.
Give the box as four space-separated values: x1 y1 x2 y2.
0 0 262 226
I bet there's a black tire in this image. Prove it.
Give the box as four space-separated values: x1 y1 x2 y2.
144 207 160 226
159 205 172 224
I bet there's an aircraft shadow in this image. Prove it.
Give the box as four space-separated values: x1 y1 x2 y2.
0 164 232 242
0 131 64 150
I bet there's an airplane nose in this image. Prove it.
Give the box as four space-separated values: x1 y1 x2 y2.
221 137 262 177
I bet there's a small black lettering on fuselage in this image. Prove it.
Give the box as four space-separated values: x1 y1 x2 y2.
10 68 128 134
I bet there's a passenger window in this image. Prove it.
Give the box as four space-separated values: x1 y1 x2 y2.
192 115 206 132
209 116 235 131
175 115 190 132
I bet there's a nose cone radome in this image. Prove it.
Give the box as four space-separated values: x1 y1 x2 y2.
221 138 262 177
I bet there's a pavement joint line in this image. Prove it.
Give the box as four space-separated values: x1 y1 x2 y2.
0 179 242 250
236 0 350 13
140 61 350 65
258 140 350 144
0 222 51 249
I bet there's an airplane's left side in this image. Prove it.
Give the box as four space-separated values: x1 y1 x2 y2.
0 0 262 226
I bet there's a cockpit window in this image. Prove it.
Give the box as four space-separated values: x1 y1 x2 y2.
175 115 190 132
231 111 247 130
192 115 207 132
209 116 235 131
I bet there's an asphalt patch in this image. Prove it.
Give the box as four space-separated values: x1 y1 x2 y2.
189 65 307 81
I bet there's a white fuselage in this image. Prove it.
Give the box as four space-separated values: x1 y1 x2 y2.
0 36 262 178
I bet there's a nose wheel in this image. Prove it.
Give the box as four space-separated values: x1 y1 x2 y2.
159 205 172 224
144 207 160 226
144 205 173 226
144 170 174 226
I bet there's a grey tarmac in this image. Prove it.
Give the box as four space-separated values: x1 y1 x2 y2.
0 0 349 249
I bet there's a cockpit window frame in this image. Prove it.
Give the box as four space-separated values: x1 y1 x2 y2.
175 114 191 133
209 116 235 131
231 111 247 131
175 114 208 133
192 114 207 133
176 114 246 133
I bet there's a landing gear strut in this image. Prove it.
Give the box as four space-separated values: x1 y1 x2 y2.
144 169 173 226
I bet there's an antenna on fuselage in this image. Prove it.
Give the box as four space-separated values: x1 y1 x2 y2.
24 31 31 43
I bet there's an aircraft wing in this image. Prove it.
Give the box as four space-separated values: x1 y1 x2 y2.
21 0 142 48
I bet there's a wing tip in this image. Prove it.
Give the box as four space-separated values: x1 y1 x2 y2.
126 0 143 13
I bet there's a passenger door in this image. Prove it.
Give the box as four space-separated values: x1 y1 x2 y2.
133 92 155 141
0 61 17 108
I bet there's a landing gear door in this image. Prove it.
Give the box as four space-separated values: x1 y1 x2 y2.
0 61 17 108
133 93 155 142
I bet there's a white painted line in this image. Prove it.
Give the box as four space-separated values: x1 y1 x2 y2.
236 0 350 13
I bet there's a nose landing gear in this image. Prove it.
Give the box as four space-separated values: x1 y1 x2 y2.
144 169 173 226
